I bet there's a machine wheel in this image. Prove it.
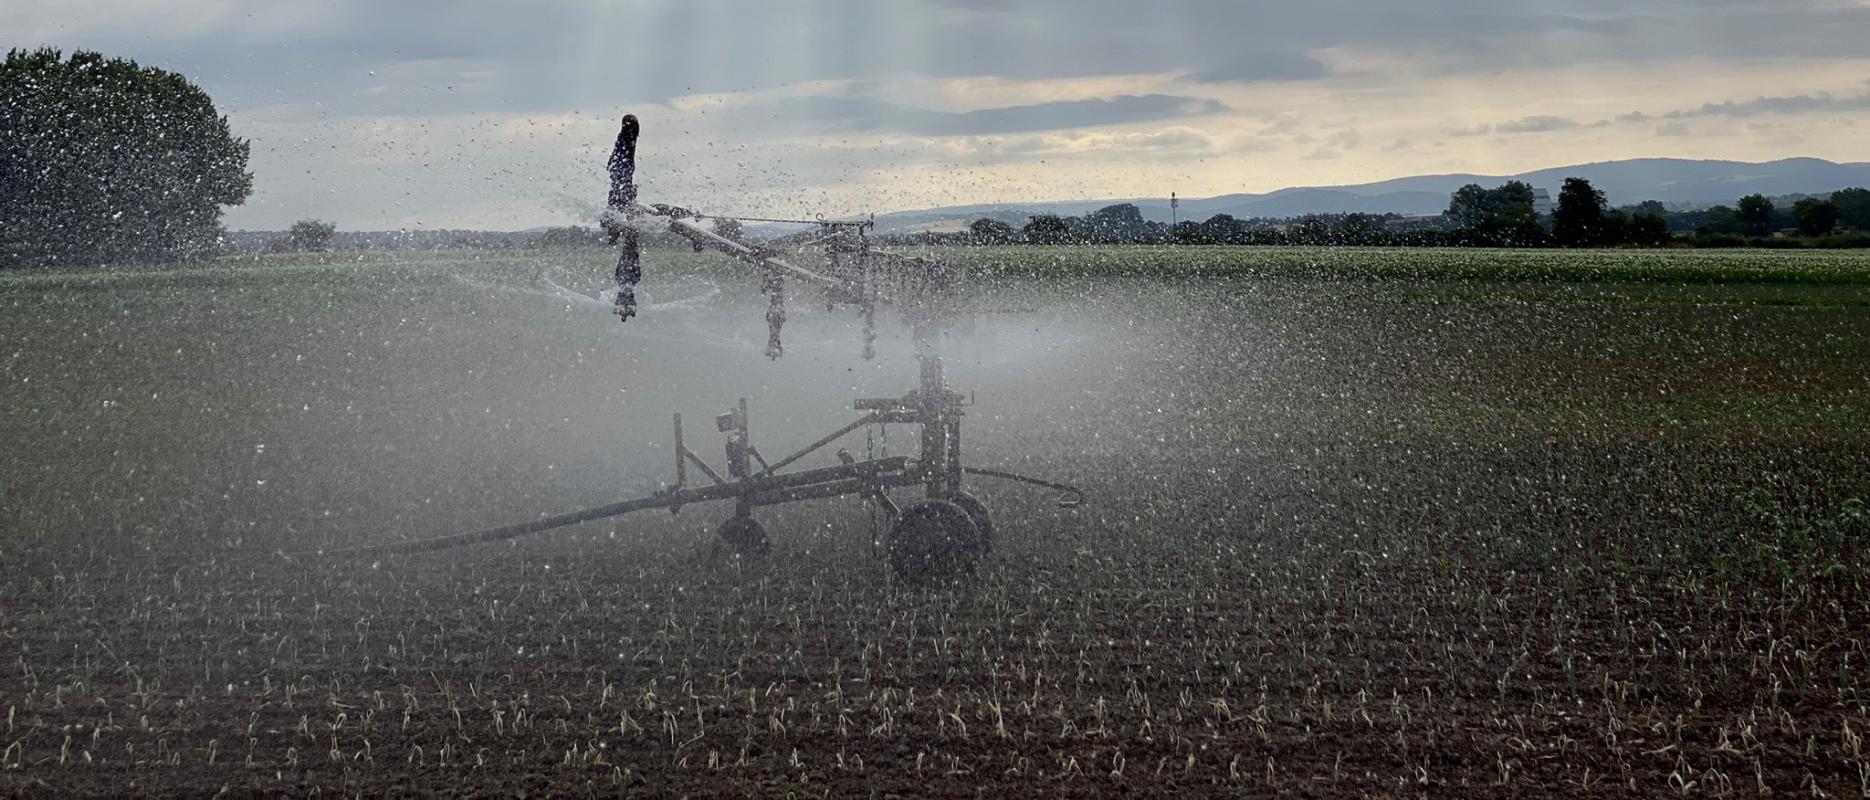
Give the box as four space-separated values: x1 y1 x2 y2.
947 492 994 556
716 515 770 556
887 501 982 582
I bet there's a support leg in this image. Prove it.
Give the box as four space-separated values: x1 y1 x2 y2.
764 270 786 360
615 228 640 321
919 355 948 499
947 415 963 493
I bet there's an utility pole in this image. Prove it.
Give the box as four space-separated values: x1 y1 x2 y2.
1170 192 1179 243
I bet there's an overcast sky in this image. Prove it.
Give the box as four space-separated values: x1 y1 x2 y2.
6 0 1869 229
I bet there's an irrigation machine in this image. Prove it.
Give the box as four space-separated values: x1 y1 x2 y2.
323 115 1080 581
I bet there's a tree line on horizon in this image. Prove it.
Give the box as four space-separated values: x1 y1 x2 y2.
927 182 1870 249
226 215 758 256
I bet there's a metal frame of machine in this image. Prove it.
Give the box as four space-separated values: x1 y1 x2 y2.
318 114 1080 581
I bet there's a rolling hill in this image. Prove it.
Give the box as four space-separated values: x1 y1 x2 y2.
871 157 1870 233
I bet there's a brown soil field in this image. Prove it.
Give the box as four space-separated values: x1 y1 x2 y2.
4 249 1869 796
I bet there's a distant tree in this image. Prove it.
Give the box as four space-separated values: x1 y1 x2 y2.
1599 209 1630 246
286 219 337 252
1445 181 1542 243
1697 205 1745 236
1552 177 1607 246
1627 212 1671 246
1792 198 1840 237
1446 184 1489 228
0 48 252 267
1492 181 1538 213
1336 213 1384 245
968 218 1016 244
1474 181 1544 245
712 217 744 240
1199 214 1242 244
1628 200 1668 217
1022 214 1072 244
1085 203 1148 242
1169 213 1247 245
1736 194 1775 236
1290 216 1332 245
533 225 602 248
1830 188 1870 231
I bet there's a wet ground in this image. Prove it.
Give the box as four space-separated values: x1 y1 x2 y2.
3 247 1869 796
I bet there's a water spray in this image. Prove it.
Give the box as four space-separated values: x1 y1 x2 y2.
309 114 1081 582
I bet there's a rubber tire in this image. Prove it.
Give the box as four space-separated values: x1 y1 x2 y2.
716 515 770 557
887 501 982 583
947 492 994 556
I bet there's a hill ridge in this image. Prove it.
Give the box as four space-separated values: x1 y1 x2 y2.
872 156 1870 232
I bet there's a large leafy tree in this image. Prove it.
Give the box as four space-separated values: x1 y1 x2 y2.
1447 181 1544 245
1831 188 1870 231
1791 199 1839 237
1 48 252 267
1445 184 1490 229
1022 214 1072 244
1735 194 1775 237
1084 203 1149 242
968 217 1016 244
286 219 337 252
1551 177 1607 247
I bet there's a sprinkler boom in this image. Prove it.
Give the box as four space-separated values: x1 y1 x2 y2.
314 114 1081 582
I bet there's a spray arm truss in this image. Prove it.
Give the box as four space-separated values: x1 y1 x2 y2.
600 114 950 360
279 113 1079 569
635 202 840 288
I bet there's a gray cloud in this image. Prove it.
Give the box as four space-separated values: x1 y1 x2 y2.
1579 86 1870 133
1258 116 1303 136
1494 115 1581 133
1350 4 1870 76
1446 115 1578 137
955 128 1218 160
774 94 1229 136
1190 51 1328 83
1664 90 1870 119
1325 128 1362 150
12 0 1870 118
1654 121 1692 137
1462 87 1870 140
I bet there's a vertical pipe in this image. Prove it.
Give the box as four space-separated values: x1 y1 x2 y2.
673 413 686 489
861 302 877 361
616 229 640 320
920 354 946 499
764 270 786 360
947 414 963 494
735 398 753 516
859 228 877 361
738 398 750 459
607 114 641 321
607 115 639 210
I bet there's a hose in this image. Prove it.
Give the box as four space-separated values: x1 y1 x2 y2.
963 466 1086 507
